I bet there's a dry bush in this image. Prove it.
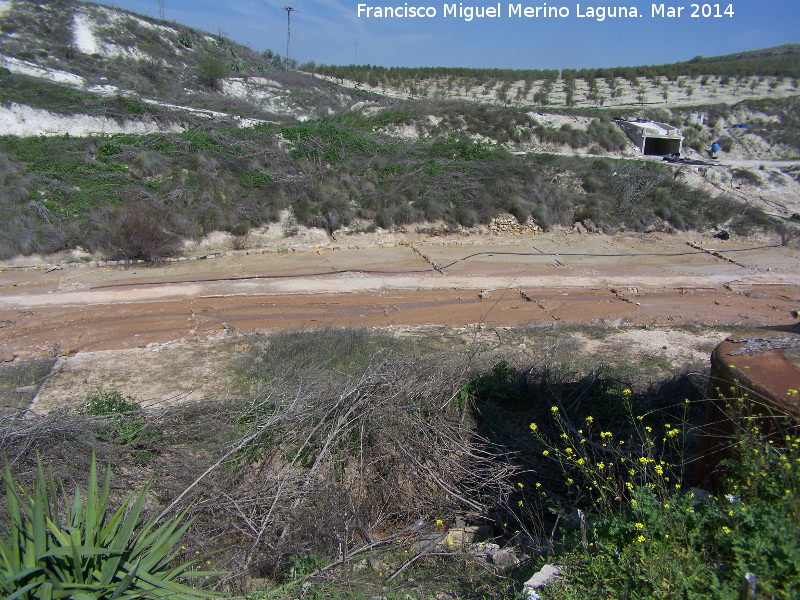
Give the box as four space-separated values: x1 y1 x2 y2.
99 187 181 261
130 151 169 179
0 333 515 591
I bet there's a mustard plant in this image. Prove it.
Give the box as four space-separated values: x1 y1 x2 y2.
529 389 800 599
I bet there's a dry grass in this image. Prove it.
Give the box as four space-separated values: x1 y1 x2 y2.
0 329 517 591
0 326 723 597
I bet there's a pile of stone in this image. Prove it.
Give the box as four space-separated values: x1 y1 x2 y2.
489 215 542 235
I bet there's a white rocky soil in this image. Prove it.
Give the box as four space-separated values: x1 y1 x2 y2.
0 102 183 136
0 6 324 136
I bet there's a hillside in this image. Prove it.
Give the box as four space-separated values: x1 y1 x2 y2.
0 0 370 127
0 0 799 263
312 45 800 109
1 3 800 599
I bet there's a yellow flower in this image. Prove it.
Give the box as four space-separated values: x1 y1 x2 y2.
664 503 670 509
645 426 652 433
566 447 574 455
598 462 605 469
668 429 680 438
586 415 593 423
600 431 613 439
722 526 730 534
637 535 645 543
551 406 559 413
577 458 585 466
536 482 541 488
635 522 644 530
518 482 524 488
623 389 632 396
543 450 549 456
560 433 569 440
518 500 524 507
626 482 634 491
654 465 664 476
631 499 637 506
436 519 443 526
566 478 573 485
637 415 644 421
530 422 538 432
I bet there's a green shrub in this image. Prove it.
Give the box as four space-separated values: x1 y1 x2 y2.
177 32 193 49
280 122 381 163
0 454 219 599
96 142 124 162
244 170 273 189
195 55 228 90
82 388 140 415
81 388 148 448
179 130 219 152
429 136 494 161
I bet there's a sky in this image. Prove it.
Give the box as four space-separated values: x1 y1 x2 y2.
98 0 800 70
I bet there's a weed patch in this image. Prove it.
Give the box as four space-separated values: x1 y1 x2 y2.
525 388 800 599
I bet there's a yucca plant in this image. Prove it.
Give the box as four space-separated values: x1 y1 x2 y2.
0 454 220 599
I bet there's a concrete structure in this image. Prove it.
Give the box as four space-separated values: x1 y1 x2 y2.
615 119 684 155
687 112 705 126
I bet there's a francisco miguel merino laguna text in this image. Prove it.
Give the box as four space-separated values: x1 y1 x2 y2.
357 3 646 20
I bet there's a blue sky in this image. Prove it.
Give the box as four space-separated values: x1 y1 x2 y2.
100 0 800 70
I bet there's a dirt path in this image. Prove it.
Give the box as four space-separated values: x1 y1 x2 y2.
721 159 800 168
1 231 798 360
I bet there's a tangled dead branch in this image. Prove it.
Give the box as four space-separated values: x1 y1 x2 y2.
0 343 516 591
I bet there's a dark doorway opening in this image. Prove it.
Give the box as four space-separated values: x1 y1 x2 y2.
644 137 682 155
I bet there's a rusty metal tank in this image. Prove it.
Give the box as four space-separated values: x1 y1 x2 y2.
693 324 800 488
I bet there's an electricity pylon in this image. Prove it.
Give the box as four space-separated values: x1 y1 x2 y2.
281 6 296 69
